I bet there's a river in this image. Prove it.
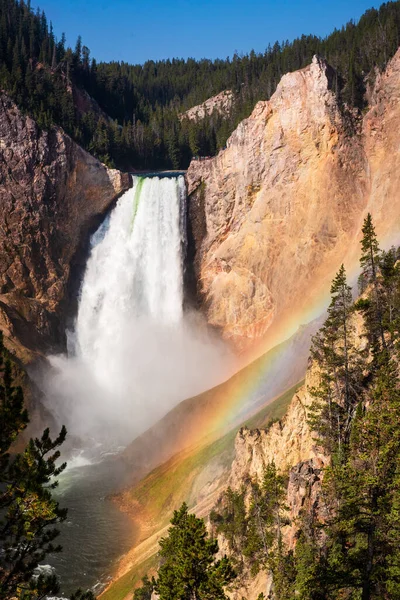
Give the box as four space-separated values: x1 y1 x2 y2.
44 451 137 597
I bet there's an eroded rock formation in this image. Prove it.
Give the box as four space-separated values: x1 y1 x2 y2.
212 363 326 599
210 313 367 599
180 90 234 122
228 358 324 485
186 51 400 350
0 93 130 360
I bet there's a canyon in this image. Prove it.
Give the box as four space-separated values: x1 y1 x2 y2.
1 41 400 600
102 50 400 598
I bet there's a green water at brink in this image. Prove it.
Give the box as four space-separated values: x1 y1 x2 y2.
131 176 144 230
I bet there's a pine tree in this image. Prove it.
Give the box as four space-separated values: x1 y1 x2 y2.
211 464 294 599
359 213 386 354
155 503 236 600
292 525 328 600
210 487 247 562
309 265 363 458
0 333 64 599
73 34 82 68
133 575 155 600
252 463 293 600
0 337 28 460
318 356 400 599
296 244 400 600
380 247 400 343
0 431 68 597
0 331 96 600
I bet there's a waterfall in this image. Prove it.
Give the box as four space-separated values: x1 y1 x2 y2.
73 175 186 388
41 174 232 446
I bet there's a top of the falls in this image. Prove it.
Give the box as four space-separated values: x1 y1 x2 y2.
130 171 187 179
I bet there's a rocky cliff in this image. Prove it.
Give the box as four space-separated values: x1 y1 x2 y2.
212 364 326 599
180 90 234 122
0 93 130 361
186 50 400 350
228 356 325 498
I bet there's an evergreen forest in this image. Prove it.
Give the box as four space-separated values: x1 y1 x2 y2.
0 0 400 169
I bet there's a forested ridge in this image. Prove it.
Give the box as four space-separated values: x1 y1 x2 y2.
0 0 400 170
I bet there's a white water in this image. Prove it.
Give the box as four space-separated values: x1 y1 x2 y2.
40 175 233 446
75 175 186 360
71 175 186 400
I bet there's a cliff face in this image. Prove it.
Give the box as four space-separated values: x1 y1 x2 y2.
228 358 325 489
186 51 400 349
363 49 400 241
0 94 130 360
180 90 234 122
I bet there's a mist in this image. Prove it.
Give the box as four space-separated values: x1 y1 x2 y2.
37 312 234 447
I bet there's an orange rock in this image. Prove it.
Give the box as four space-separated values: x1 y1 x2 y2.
186 51 400 353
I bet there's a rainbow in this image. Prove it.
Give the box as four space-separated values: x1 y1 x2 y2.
180 222 400 450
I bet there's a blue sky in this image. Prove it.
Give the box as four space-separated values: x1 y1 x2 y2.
36 0 380 64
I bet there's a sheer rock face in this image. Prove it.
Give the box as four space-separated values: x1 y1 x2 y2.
363 48 400 242
186 51 400 349
0 94 130 360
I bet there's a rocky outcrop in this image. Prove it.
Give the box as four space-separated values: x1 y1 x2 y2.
186 51 400 349
0 93 130 360
212 364 326 600
228 359 325 489
210 312 368 599
180 90 234 122
286 459 325 547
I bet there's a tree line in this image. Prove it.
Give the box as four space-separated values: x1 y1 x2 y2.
0 0 400 169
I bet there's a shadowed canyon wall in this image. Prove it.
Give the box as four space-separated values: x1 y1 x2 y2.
0 94 130 361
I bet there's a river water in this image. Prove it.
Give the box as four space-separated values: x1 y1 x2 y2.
44 451 137 597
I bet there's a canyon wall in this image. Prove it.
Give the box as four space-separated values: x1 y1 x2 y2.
186 50 400 350
213 364 325 600
0 94 130 361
